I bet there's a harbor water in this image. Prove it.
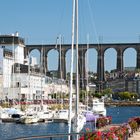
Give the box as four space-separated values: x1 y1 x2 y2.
1 106 140 140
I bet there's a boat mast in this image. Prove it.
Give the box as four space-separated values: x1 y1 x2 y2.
27 51 30 112
18 57 21 109
75 0 79 134
86 34 89 111
68 0 75 138
59 34 63 109
40 46 43 110
12 36 15 106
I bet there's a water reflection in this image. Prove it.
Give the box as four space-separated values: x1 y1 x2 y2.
1 106 140 139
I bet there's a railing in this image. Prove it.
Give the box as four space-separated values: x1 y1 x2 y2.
9 132 85 140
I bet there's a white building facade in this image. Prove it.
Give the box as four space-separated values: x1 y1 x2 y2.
0 33 69 102
0 33 25 100
12 73 45 101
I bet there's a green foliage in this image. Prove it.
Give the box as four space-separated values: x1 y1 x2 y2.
1 102 10 108
93 92 102 98
79 90 86 102
135 68 140 73
118 92 131 100
21 104 29 111
91 88 113 98
114 91 138 100
102 88 113 95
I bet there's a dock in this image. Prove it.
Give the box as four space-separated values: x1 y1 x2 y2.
52 118 68 123
98 124 140 140
102 125 140 140
1 117 68 124
128 129 140 140
105 101 140 106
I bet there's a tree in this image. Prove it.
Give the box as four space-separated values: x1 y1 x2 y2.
79 90 86 102
118 92 131 100
93 93 102 98
116 91 138 101
102 88 113 96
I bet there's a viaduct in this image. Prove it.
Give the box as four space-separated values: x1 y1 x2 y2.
25 43 140 83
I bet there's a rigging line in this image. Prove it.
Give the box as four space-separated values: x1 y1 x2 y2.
40 43 43 108
86 34 89 82
55 1 67 37
78 45 84 89
87 0 101 46
82 45 84 89
79 0 92 44
12 36 15 104
78 0 85 44
73 48 76 73
86 34 89 110
68 0 75 137
43 46 46 75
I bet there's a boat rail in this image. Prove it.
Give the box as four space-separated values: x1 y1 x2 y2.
9 132 85 140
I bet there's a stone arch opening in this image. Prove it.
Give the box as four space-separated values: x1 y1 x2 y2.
85 48 97 87
124 48 136 70
47 49 59 72
65 49 76 79
85 48 97 73
104 48 117 72
29 49 40 66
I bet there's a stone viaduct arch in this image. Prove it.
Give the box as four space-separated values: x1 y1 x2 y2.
25 43 140 83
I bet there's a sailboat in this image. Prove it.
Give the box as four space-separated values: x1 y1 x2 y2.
37 47 54 121
52 36 75 122
79 35 100 122
19 53 39 124
91 97 107 117
68 0 86 138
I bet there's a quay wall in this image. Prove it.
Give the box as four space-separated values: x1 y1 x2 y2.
105 101 140 106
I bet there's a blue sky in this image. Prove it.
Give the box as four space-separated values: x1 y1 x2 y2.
0 0 140 72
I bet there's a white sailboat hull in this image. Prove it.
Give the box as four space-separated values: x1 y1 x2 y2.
20 115 39 124
73 114 86 132
37 111 53 120
54 109 74 121
92 98 107 116
0 112 10 119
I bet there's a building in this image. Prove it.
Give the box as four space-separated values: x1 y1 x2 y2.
0 33 46 101
11 63 45 101
0 33 25 100
44 78 70 99
0 33 69 101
